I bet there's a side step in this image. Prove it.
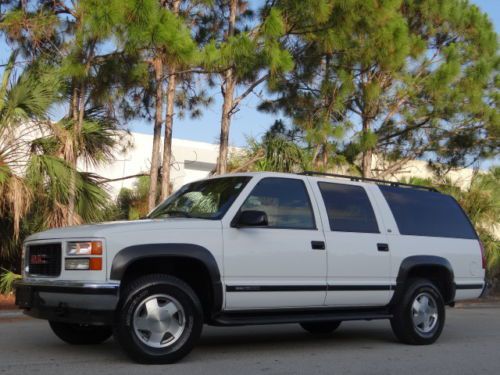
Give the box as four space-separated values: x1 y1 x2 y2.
211 307 392 326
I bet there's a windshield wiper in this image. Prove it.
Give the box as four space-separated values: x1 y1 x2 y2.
161 210 193 218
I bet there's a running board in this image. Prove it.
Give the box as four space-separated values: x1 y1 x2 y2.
211 307 392 326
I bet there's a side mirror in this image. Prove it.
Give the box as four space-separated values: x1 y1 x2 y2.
233 210 268 228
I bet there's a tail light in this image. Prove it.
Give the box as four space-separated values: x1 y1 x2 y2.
479 241 486 270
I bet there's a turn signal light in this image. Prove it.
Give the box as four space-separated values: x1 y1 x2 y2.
89 257 102 271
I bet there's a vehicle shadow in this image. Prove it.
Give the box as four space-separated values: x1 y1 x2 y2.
195 323 398 353
10 320 400 365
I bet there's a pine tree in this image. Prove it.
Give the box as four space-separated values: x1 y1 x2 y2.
113 0 199 210
201 1 293 174
264 0 498 177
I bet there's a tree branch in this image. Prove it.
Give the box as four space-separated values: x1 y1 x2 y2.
97 172 149 185
231 73 270 112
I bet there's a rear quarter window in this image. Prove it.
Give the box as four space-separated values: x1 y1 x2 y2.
379 186 477 239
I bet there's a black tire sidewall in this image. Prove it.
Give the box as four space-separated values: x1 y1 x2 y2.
391 279 445 345
114 275 203 364
49 321 112 345
300 321 341 334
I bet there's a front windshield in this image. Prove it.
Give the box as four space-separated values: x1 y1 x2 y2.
148 176 251 220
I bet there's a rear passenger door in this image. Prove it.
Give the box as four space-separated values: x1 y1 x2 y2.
312 181 393 307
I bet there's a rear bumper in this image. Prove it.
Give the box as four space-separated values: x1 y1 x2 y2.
14 280 119 325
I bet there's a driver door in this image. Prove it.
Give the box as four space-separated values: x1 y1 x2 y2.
222 176 327 310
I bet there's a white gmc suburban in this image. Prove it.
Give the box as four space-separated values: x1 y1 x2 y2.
15 172 486 363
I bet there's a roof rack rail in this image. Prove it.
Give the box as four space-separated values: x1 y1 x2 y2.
299 171 438 192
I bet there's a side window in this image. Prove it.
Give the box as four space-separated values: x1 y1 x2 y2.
318 182 379 233
379 186 477 239
240 178 316 229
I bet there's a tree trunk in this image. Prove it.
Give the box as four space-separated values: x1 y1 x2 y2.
322 143 328 169
216 0 237 175
67 84 84 226
216 72 235 175
159 0 180 200
148 57 164 211
160 64 176 201
361 117 372 178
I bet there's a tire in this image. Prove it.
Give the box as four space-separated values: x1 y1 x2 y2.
113 274 203 364
390 278 445 345
49 321 112 345
300 321 341 334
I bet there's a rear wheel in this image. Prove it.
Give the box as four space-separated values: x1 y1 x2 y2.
113 274 203 364
49 321 112 345
390 278 445 345
300 321 341 334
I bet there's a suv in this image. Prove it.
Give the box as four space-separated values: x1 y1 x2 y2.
15 172 486 363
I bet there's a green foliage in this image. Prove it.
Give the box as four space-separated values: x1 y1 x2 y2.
114 176 151 220
266 0 498 176
358 131 378 151
0 269 21 295
0 54 61 127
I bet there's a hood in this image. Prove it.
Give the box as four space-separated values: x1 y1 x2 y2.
25 218 222 242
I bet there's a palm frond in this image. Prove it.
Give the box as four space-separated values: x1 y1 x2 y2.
76 172 112 223
0 64 60 128
26 154 73 202
0 268 21 295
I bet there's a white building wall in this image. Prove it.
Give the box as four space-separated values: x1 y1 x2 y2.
82 132 229 197
82 131 483 198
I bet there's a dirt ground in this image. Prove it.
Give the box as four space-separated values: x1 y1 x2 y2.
0 294 15 310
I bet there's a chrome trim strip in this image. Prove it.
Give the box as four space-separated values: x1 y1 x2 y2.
15 279 120 290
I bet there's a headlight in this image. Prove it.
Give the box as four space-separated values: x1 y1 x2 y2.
65 241 103 271
67 241 103 256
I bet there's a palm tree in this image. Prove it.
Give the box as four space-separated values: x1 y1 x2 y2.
228 133 311 173
0 51 117 263
0 52 60 243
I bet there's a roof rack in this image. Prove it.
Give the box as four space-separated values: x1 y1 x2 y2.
299 171 438 192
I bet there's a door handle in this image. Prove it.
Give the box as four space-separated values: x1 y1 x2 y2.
311 241 326 250
377 243 389 252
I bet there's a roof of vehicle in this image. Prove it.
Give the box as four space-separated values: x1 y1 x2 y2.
208 171 439 192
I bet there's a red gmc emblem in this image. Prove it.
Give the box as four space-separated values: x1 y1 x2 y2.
30 254 48 265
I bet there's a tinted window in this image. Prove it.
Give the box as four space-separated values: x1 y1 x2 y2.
318 182 379 233
240 178 315 229
379 186 477 239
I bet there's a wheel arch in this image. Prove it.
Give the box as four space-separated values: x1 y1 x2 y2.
110 243 223 318
391 255 456 305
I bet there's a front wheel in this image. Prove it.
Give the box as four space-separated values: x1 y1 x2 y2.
300 321 341 334
390 278 445 345
113 274 203 364
49 321 112 345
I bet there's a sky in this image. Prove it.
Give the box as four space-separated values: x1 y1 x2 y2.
1 0 499 150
